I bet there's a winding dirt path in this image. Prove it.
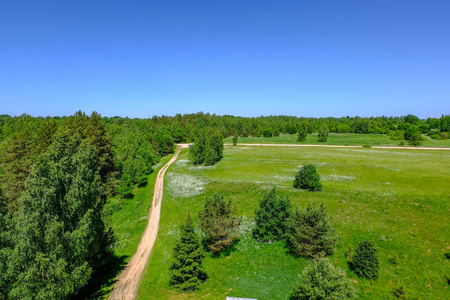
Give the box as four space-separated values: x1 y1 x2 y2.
109 146 187 300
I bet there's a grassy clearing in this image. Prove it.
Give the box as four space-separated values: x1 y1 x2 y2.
138 146 450 300
224 133 450 148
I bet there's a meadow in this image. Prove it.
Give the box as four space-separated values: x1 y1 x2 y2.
135 145 450 299
223 133 450 148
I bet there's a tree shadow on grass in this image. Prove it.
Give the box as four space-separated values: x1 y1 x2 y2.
72 253 129 299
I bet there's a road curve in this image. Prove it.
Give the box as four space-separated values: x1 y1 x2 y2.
109 146 187 300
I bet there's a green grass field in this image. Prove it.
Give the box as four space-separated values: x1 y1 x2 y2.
223 133 450 148
136 145 450 299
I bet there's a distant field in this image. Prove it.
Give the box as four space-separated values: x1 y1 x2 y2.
137 146 450 299
223 133 450 148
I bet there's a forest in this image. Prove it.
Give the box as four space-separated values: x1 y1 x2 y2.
0 111 449 299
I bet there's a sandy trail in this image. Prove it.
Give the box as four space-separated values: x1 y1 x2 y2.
225 143 450 150
109 146 186 300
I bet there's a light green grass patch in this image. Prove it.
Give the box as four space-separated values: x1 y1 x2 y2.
138 146 450 300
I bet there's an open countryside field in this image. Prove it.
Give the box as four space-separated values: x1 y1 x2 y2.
136 145 450 299
224 133 450 148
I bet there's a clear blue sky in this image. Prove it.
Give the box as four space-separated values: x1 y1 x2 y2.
1 0 449 118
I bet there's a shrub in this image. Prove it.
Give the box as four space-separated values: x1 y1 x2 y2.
262 128 273 137
293 164 322 192
199 194 239 253
252 188 292 242
392 284 407 298
287 202 337 258
428 128 440 136
404 125 424 146
232 134 238 146
170 213 207 291
117 174 133 198
430 134 441 140
388 253 400 265
350 241 379 280
318 124 329 142
289 258 357 300
273 129 280 136
297 123 308 142
440 132 448 140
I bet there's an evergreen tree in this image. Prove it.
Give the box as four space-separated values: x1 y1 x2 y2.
287 202 337 258
117 174 133 198
189 129 223 166
350 241 379 280
199 194 239 253
8 132 112 299
253 188 292 242
170 213 207 291
294 164 322 192
318 124 329 142
232 134 238 146
290 258 357 300
297 122 308 142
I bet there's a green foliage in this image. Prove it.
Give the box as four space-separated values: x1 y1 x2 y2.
189 129 224 166
155 130 175 156
318 124 329 142
388 253 400 265
273 128 281 136
8 132 112 299
289 258 357 300
404 125 424 146
403 114 420 125
294 164 322 192
350 241 379 280
170 213 207 291
263 128 273 137
392 284 407 298
198 194 239 253
253 188 292 242
287 202 337 258
445 252 450 260
232 134 238 146
297 122 308 142
118 174 133 198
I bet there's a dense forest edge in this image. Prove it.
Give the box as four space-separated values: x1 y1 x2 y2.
0 111 449 299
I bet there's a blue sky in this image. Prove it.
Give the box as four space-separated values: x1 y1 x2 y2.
1 0 449 118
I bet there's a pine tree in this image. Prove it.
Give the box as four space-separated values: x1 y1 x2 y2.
350 241 379 280
170 213 207 291
8 132 112 299
199 194 239 253
290 258 357 300
287 202 337 258
294 164 322 192
253 188 292 242
318 124 329 142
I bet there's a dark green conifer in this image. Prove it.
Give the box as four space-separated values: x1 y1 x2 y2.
170 213 207 291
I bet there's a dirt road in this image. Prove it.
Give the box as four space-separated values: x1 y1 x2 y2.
225 143 450 150
109 146 186 300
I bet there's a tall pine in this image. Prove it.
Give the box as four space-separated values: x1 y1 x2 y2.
8 132 112 299
170 213 207 291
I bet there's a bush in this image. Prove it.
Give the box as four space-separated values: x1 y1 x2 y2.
170 213 207 291
293 164 322 192
388 253 400 265
117 174 133 198
430 134 441 140
404 125 424 146
199 194 239 253
232 134 238 146
252 188 292 242
289 258 357 300
350 241 379 280
286 202 337 258
440 132 448 140
318 124 329 142
273 129 280 136
297 123 308 142
392 284 407 298
262 128 273 137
